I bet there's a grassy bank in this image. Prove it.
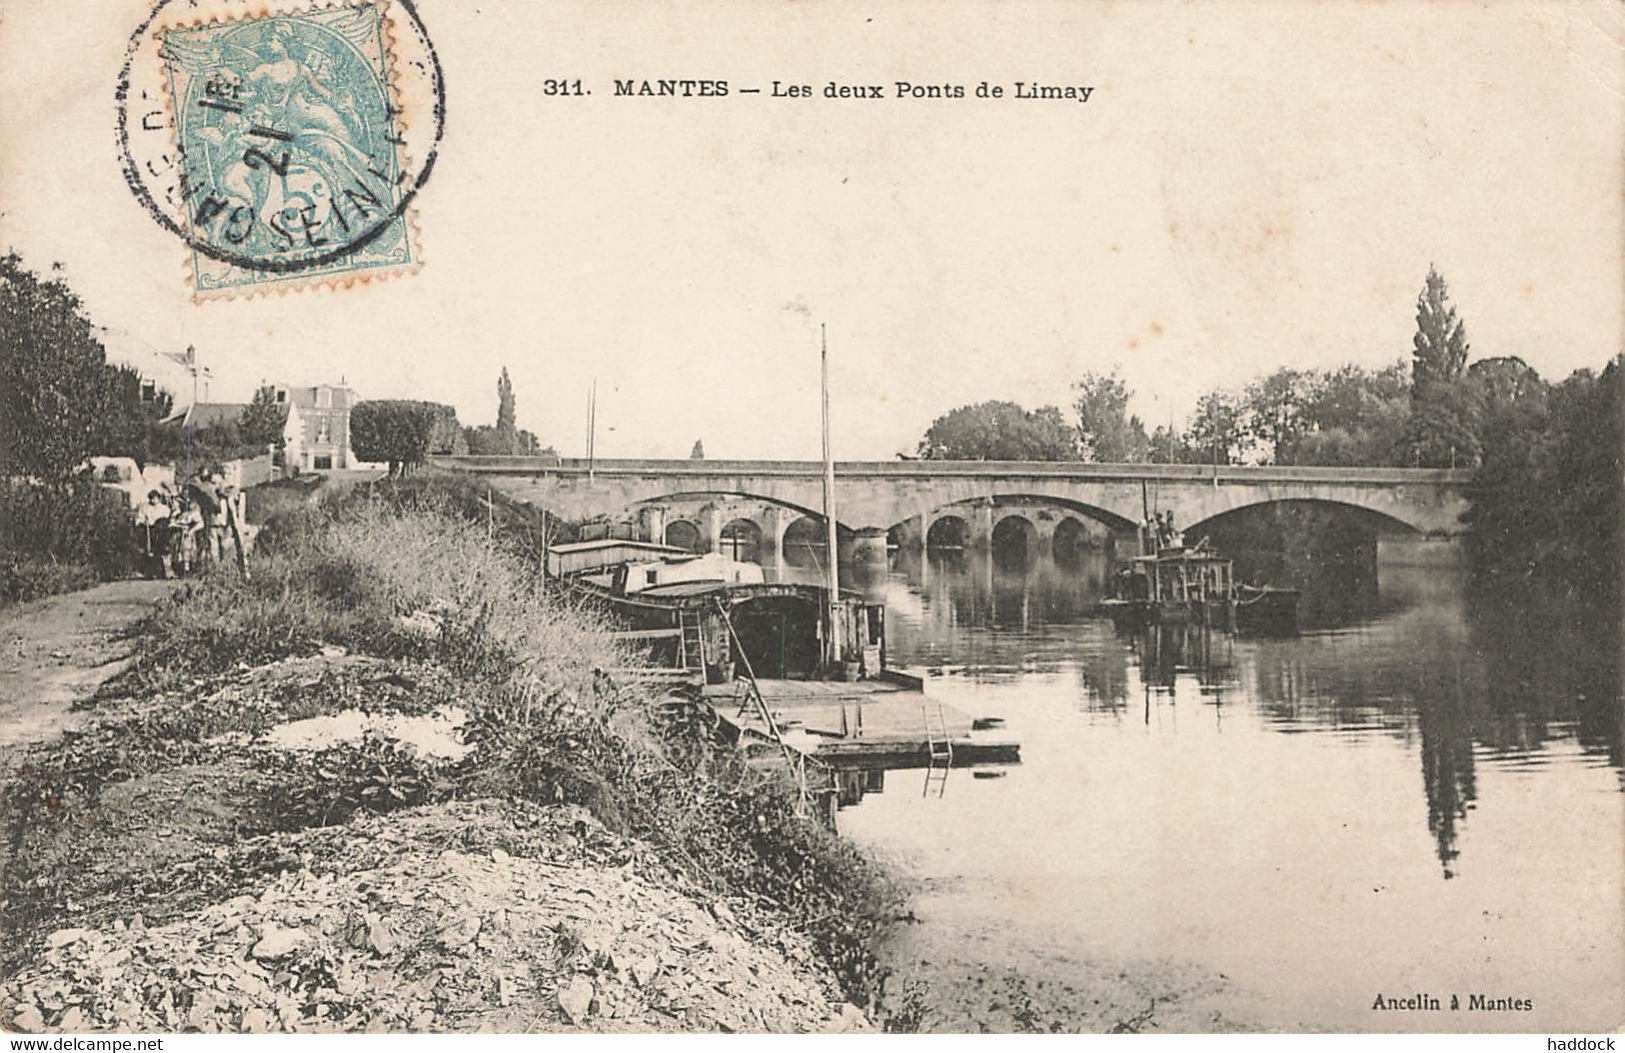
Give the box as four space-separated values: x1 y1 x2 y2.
1 475 900 1031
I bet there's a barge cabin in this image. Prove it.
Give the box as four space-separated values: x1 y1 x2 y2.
548 540 886 683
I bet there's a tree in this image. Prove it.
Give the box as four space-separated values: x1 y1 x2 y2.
1292 362 1410 466
239 385 289 448
350 400 438 477
1072 370 1150 462
1468 357 1548 465
1183 390 1250 464
1398 267 1479 467
1394 381 1484 468
1538 359 1620 602
1411 266 1470 399
1241 368 1315 464
463 424 504 455
495 367 518 455
1463 356 1620 607
1468 356 1546 412
1149 424 1198 464
0 255 113 480
427 403 466 455
917 401 1079 460
98 364 174 465
690 439 705 460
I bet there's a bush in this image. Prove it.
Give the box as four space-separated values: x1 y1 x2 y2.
0 559 98 605
243 475 326 526
0 478 134 604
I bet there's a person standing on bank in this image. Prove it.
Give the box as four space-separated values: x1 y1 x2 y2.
184 471 225 567
173 499 205 577
135 489 173 578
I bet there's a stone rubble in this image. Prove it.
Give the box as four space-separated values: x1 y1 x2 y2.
1 800 871 1034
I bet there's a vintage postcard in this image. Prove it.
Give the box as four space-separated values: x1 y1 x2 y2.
0 0 1620 1041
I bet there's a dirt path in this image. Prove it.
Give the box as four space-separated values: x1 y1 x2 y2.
0 580 172 753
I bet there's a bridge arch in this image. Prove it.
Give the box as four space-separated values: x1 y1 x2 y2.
991 513 1038 566
986 494 1140 533
610 490 867 568
664 519 702 552
905 494 1139 557
719 518 764 563
926 514 968 552
1184 497 1425 539
783 515 834 569
1052 515 1096 563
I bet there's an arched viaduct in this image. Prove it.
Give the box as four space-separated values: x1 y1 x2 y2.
440 457 1471 568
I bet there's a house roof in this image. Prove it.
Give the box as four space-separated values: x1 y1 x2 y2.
161 402 247 428
283 385 355 410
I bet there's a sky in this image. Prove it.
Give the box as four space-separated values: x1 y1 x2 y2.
1 0 1620 460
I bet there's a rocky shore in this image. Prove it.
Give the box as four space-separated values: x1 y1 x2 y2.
3 795 865 1034
0 643 872 1034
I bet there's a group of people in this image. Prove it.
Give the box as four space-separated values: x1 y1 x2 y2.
1144 510 1183 552
133 471 244 579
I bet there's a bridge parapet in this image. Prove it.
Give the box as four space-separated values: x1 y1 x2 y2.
441 456 1469 487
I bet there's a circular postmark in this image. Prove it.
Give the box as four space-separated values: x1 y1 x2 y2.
116 0 445 296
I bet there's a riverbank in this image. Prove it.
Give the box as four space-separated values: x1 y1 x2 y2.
870 882 1271 1033
0 480 893 1033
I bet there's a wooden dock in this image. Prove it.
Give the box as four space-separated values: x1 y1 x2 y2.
699 672 1019 769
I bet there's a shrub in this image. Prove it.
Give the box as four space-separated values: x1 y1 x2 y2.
0 478 134 604
243 475 325 526
1 559 98 605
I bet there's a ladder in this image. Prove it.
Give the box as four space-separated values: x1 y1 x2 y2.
922 701 953 798
713 599 826 818
677 609 704 671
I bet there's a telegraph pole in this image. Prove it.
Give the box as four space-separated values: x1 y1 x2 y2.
820 324 841 667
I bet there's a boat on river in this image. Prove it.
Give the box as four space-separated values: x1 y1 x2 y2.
548 539 1021 771
1103 536 1300 634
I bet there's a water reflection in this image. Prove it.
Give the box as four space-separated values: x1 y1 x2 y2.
1129 622 1238 693
829 537 1622 1030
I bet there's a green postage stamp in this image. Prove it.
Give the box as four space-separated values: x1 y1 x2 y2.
158 2 419 299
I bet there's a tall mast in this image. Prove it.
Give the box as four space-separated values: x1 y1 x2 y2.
820 324 842 666
587 378 597 482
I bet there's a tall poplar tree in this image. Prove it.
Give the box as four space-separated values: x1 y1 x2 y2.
495 367 518 454
1400 266 1480 466
1411 266 1470 399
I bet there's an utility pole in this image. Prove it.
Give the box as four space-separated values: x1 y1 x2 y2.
820 324 842 668
586 378 597 482
165 344 211 485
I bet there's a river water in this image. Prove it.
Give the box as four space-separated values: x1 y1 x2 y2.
824 539 1623 1033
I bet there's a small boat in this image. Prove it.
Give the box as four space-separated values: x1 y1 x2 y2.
1104 523 1299 635
1107 542 1239 628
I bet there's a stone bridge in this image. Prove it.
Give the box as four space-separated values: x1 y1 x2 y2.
439 456 1470 568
